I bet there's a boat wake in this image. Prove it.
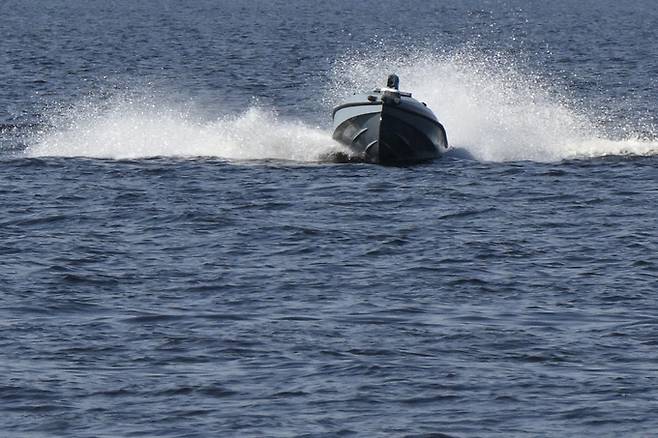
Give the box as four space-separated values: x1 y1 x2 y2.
22 48 658 163
25 97 346 162
328 49 658 162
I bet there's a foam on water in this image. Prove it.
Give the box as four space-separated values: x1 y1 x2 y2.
25 49 658 163
26 96 344 162
329 49 658 162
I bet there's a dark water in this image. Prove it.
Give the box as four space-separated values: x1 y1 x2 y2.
2 1 658 436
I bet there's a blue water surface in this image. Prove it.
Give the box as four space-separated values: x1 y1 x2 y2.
1 1 658 436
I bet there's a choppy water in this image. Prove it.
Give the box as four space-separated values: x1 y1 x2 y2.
2 1 658 436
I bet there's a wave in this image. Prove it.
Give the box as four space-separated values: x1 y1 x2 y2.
328 49 658 162
26 97 345 162
24 48 658 163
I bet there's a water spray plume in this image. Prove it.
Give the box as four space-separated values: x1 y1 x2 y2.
26 49 658 163
27 96 345 162
329 48 658 162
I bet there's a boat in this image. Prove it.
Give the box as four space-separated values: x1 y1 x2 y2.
332 74 448 165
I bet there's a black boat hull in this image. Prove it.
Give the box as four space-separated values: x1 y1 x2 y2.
332 93 448 165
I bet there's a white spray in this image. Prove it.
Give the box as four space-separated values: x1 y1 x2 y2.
26 96 344 161
328 49 658 162
27 49 658 162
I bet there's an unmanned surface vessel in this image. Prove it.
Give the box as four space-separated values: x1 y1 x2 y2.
332 74 448 165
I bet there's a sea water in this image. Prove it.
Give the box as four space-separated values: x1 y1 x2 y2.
2 0 658 436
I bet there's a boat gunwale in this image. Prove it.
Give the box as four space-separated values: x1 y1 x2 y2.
331 101 382 118
333 101 445 131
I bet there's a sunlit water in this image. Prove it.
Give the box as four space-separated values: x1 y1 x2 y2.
2 0 658 436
